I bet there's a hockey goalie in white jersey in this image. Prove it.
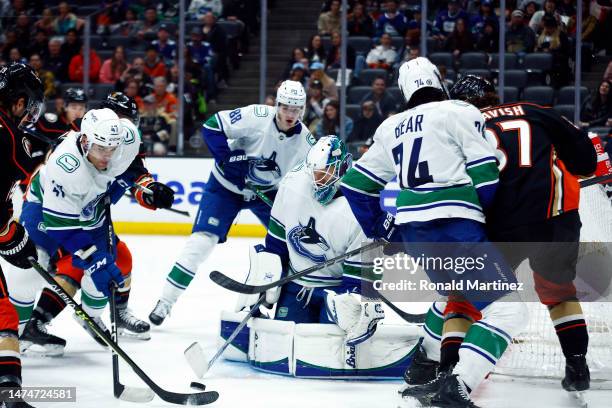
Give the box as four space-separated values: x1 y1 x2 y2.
217 137 421 378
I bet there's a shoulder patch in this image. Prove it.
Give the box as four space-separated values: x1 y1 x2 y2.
44 112 58 123
123 127 136 145
306 132 316 146
56 153 80 173
254 105 269 117
204 114 221 131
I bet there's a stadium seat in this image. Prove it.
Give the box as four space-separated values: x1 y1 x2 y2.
523 86 555 106
553 104 575 120
347 37 373 55
88 35 108 50
501 70 528 89
92 83 116 100
390 36 404 51
97 50 114 62
216 20 244 40
459 52 488 69
126 49 146 61
387 87 403 103
428 52 453 68
445 68 457 81
348 86 372 104
495 86 520 103
108 36 135 49
489 53 519 70
460 69 491 79
557 86 589 105
524 53 553 85
346 104 361 121
358 69 388 86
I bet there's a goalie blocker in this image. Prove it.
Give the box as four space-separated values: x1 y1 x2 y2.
218 311 420 378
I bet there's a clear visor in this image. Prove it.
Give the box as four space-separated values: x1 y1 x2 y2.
278 104 303 118
24 98 44 124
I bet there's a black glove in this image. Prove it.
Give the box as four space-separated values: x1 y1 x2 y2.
134 177 175 210
372 213 400 243
0 221 37 269
221 149 249 189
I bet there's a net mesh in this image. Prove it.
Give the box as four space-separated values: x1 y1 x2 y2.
494 184 612 385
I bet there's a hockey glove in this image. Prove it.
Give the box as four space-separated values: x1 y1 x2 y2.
372 213 400 243
221 149 249 189
73 248 124 297
325 291 385 346
235 245 282 312
133 174 175 210
0 221 37 269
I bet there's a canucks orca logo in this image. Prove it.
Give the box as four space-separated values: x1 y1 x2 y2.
288 217 330 263
248 151 282 186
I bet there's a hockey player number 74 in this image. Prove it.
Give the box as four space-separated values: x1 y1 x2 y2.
393 137 434 188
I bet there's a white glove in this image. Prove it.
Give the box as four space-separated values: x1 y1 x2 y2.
325 291 385 346
234 246 282 312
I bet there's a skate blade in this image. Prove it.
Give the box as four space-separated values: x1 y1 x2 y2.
118 328 151 341
569 390 588 408
20 343 65 358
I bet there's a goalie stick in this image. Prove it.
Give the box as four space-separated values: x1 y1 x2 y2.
28 257 219 406
184 295 266 378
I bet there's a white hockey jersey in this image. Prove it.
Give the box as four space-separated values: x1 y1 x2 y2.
204 104 316 195
28 119 140 233
341 100 499 224
267 165 373 287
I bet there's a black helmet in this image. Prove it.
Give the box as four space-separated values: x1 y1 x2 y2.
0 62 45 123
449 75 496 107
63 87 88 105
102 91 139 126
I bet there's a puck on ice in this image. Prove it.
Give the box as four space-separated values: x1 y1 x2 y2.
190 382 206 391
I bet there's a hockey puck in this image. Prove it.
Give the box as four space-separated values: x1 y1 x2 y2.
190 381 206 391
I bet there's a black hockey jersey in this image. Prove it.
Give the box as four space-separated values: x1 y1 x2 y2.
481 102 597 230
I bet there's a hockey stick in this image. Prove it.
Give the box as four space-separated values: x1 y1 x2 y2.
28 257 219 406
579 173 612 188
244 183 428 324
122 190 191 217
185 295 266 378
105 199 154 402
18 124 63 148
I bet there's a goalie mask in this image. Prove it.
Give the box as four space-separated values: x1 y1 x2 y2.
305 135 352 205
80 108 123 167
276 80 306 128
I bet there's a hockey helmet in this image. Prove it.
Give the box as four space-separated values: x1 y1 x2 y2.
81 108 123 155
63 87 88 105
305 135 352 205
449 75 496 108
102 91 140 126
0 62 45 123
397 57 448 105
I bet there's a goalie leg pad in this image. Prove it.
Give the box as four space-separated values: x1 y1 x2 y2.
219 310 253 362
248 318 295 375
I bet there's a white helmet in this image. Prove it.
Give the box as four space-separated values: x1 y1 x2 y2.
276 80 306 108
81 108 123 150
397 57 448 105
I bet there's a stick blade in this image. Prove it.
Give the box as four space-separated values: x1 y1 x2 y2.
184 342 209 378
117 386 155 403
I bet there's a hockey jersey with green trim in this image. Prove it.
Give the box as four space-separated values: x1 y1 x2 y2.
266 165 374 287
341 100 499 225
203 104 315 195
28 119 140 235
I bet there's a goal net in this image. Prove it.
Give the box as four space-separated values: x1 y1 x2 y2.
494 184 612 387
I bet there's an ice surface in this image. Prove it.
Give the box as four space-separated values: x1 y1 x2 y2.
21 235 611 408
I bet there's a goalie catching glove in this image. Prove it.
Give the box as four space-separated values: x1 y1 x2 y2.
325 291 385 346
0 220 37 269
235 245 283 312
132 174 175 210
